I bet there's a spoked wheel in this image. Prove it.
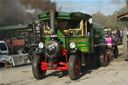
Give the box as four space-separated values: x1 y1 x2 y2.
32 55 46 79
99 49 109 66
113 46 118 58
68 55 81 80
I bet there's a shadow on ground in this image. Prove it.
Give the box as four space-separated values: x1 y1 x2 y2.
43 63 100 80
43 52 124 80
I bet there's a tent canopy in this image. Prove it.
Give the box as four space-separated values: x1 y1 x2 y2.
117 12 128 21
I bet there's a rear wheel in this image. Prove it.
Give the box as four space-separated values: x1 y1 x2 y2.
109 49 113 60
68 55 81 80
99 49 109 66
32 55 46 79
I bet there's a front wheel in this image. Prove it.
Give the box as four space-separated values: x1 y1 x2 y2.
68 55 81 80
32 55 46 79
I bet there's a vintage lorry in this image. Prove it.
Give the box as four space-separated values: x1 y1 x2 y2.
32 10 118 80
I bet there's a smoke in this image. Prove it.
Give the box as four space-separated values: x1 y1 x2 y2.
20 0 56 11
0 0 56 27
0 0 25 27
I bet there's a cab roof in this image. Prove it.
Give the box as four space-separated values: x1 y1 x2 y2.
39 12 92 21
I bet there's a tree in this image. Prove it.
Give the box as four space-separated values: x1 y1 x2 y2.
20 0 56 11
92 5 128 30
92 12 107 26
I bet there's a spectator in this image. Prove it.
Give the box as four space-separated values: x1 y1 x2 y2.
115 27 120 38
108 28 112 37
104 29 108 37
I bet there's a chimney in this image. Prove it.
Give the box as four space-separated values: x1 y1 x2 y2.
49 9 56 35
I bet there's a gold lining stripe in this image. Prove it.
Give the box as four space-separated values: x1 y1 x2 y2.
81 20 84 36
85 21 87 37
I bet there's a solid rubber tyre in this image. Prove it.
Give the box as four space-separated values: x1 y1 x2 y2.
68 55 81 80
32 55 46 79
99 49 108 66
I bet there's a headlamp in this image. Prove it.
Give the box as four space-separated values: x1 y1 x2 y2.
70 42 76 49
38 42 44 49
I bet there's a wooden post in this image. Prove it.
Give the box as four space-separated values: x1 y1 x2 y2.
123 28 128 56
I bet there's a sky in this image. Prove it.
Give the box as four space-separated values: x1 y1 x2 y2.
51 0 126 15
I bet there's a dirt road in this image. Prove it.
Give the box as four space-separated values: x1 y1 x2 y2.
1 45 128 85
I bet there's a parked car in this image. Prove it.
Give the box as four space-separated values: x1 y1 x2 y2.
0 41 9 65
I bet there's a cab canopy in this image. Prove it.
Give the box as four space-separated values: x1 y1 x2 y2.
39 12 91 20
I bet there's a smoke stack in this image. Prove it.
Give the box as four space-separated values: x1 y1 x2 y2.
49 9 56 35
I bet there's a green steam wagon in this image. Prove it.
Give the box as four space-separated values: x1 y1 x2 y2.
32 10 111 80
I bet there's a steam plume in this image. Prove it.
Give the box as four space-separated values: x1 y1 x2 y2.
0 0 25 27
0 0 56 27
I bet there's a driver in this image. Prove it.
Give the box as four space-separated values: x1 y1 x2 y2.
104 29 108 37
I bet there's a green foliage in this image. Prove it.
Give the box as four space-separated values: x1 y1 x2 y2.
92 6 128 30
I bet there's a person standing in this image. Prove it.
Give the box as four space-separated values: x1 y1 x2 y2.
108 28 112 37
115 27 121 38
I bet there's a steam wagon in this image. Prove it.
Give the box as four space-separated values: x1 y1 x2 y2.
32 10 112 80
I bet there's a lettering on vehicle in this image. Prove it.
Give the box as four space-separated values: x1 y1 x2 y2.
80 47 88 52
76 44 86 46
69 39 88 43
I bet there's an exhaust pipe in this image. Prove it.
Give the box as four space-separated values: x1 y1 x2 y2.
32 22 36 43
49 9 56 35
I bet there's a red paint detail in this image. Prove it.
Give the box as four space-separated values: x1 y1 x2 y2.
45 57 47 62
41 61 68 70
104 52 107 65
74 58 80 75
62 50 68 62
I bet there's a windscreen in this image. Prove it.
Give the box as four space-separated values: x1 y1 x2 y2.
57 19 81 30
43 19 82 36
0 43 7 51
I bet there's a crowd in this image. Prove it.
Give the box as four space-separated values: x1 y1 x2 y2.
104 27 122 45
